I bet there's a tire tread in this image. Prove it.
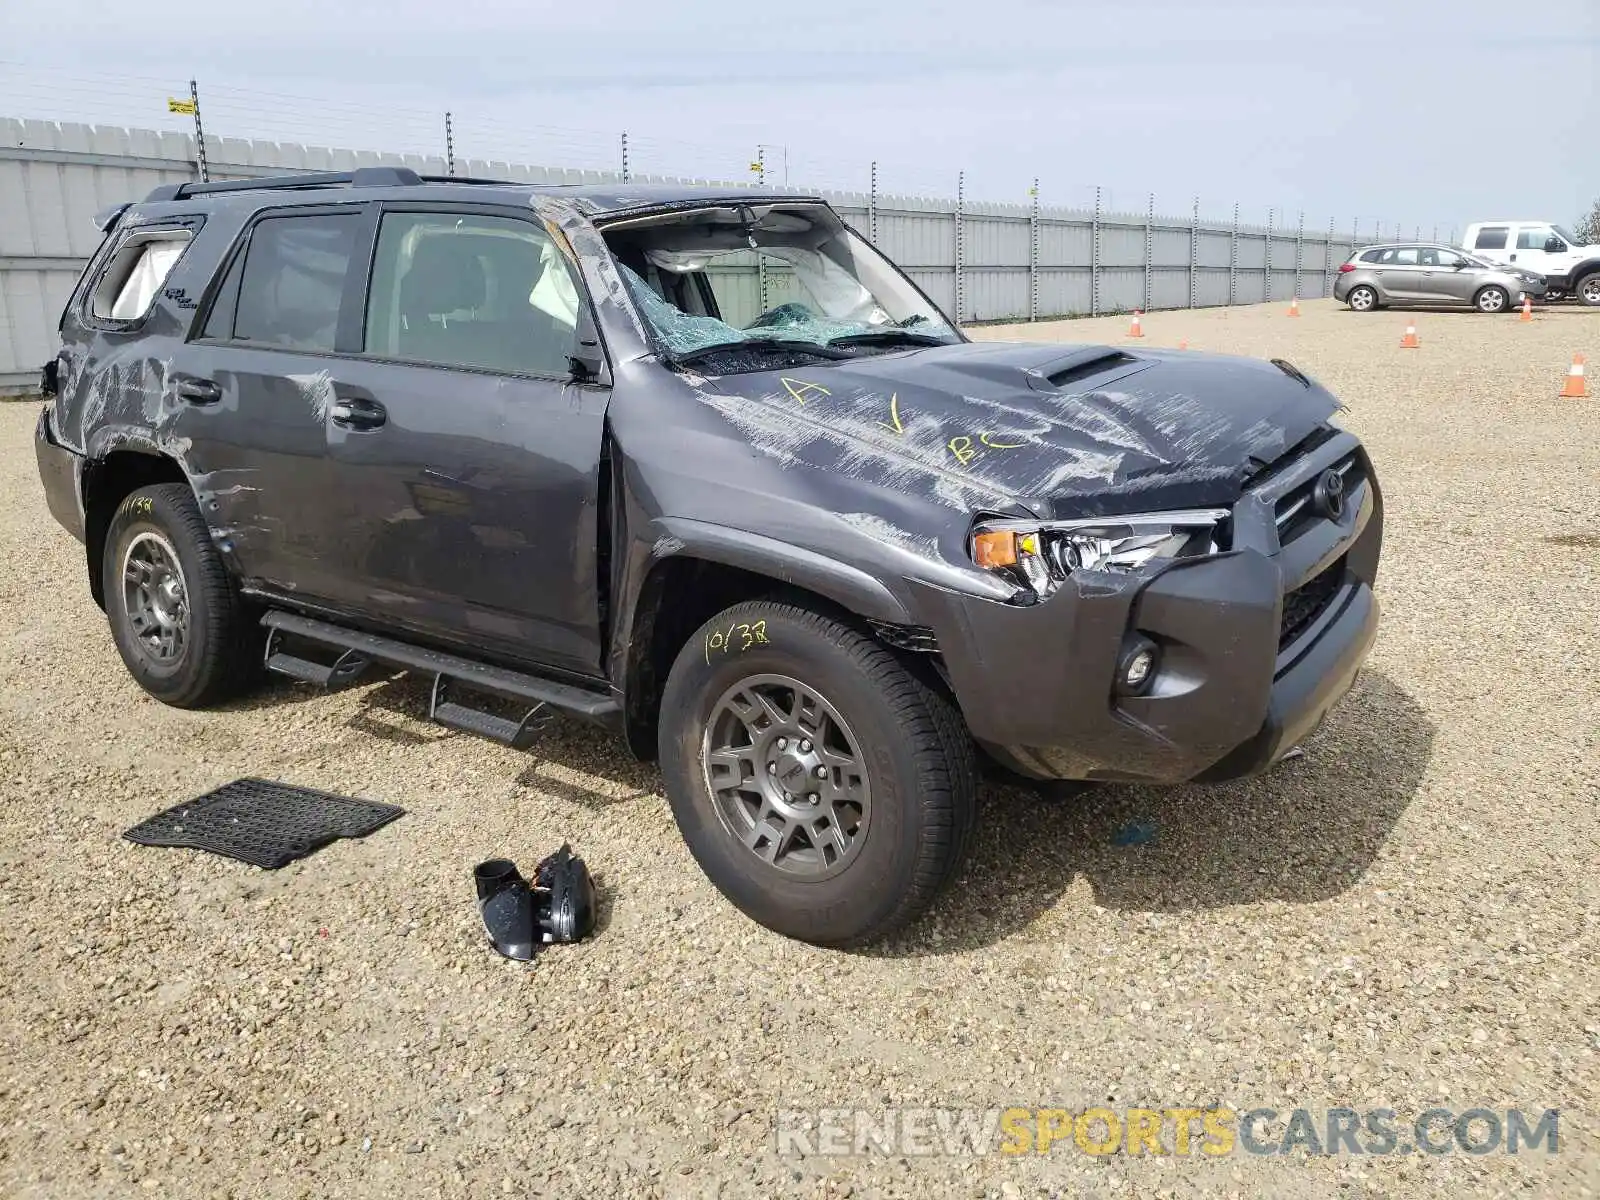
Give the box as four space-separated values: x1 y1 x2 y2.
106 483 259 708
663 597 978 947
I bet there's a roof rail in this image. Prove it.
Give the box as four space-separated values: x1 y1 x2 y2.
144 167 424 204
416 173 523 187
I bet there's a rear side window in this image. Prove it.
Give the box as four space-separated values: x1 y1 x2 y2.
232 214 361 352
90 229 193 322
1359 249 1385 263
1473 227 1509 251
1391 248 1420 265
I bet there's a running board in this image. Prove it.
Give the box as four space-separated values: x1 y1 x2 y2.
259 612 619 747
264 627 374 691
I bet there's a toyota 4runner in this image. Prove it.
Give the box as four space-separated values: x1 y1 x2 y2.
35 169 1383 946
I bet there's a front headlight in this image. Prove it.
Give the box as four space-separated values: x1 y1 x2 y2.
970 508 1229 598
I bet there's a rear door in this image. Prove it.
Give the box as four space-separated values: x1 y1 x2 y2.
1376 246 1427 299
1470 225 1512 266
173 203 376 603
319 204 610 677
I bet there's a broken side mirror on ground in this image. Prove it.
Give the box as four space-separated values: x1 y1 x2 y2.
474 845 597 961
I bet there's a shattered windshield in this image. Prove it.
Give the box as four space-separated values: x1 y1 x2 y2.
604 202 959 367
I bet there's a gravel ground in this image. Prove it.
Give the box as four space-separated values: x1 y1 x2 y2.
1 299 1597 1199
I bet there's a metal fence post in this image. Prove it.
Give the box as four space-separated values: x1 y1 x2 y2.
1143 193 1154 313
1326 215 1336 296
869 161 879 244
620 131 630 183
1264 207 1274 303
1294 211 1304 300
189 79 209 183
1091 186 1102 317
755 148 769 312
955 171 965 324
1189 196 1199 309
445 112 456 177
1029 178 1039 323
1229 202 1239 307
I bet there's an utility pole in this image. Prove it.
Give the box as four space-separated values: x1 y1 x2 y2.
444 111 456 177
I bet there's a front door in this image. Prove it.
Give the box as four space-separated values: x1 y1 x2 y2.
323 205 609 677
1506 224 1556 276
1416 246 1477 303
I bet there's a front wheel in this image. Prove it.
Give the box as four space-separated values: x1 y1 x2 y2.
658 600 977 947
1346 285 1378 312
1577 274 1600 307
1475 285 1509 314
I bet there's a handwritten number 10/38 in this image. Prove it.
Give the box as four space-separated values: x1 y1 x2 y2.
705 619 770 663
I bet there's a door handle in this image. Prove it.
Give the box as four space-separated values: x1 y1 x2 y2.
1508 254 1517 261
176 378 221 405
330 396 387 431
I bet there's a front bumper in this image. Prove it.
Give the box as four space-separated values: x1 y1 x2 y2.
35 404 87 543
909 431 1382 784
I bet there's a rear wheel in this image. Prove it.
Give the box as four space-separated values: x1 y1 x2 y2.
1474 285 1509 313
1577 274 1600 307
659 599 977 947
1346 285 1378 312
102 483 261 708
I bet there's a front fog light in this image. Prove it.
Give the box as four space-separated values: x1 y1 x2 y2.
1117 636 1159 695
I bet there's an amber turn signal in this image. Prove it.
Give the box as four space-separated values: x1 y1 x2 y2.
972 530 1018 569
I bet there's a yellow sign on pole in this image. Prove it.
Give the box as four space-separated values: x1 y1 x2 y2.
168 98 197 116
748 162 763 174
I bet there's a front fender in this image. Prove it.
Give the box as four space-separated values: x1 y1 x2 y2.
648 516 914 624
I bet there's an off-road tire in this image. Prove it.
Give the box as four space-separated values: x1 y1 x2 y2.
659 599 978 947
102 483 261 708
1576 273 1600 307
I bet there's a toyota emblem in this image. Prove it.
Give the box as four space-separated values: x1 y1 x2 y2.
1312 468 1346 521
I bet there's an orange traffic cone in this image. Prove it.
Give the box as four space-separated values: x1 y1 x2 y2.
1520 296 1533 322
1178 337 1189 350
1127 311 1145 338
1288 297 1301 318
1560 353 1587 399
1400 321 1420 349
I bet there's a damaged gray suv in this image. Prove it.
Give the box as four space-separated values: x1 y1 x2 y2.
35 170 1382 945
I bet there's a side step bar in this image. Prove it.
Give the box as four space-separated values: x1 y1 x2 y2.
260 610 619 749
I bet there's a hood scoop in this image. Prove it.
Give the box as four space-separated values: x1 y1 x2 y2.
884 343 1151 396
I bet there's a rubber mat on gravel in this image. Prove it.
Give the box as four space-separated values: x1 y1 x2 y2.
123 777 404 869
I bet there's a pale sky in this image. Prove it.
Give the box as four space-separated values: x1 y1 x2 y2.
3 0 1596 235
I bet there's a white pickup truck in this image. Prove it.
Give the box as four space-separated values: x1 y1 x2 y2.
1461 221 1600 305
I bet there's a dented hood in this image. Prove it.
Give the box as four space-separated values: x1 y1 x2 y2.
697 340 1340 518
